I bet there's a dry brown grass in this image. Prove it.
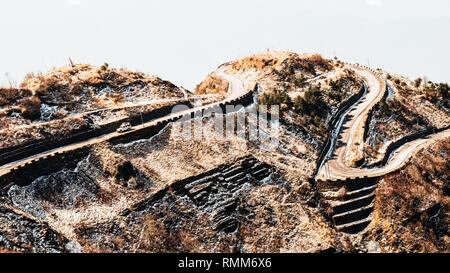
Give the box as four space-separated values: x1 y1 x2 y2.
0 88 32 106
231 52 287 72
19 63 184 99
19 95 41 120
307 54 333 70
369 138 450 252
230 51 332 74
194 74 229 95
134 215 170 252
92 143 134 181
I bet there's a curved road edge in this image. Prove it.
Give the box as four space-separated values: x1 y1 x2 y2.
317 64 449 181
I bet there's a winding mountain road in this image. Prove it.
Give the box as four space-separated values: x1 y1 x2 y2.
0 66 253 178
317 66 449 181
321 128 450 180
0 62 448 184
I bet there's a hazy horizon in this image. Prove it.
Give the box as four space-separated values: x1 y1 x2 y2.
1 0 449 91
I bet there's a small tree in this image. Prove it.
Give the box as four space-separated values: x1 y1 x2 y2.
414 78 422 88
294 86 328 119
259 89 291 107
437 83 449 99
100 63 109 71
307 63 316 76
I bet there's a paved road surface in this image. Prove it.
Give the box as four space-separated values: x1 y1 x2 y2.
317 66 449 181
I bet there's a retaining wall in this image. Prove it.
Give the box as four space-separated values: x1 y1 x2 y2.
368 125 450 168
315 84 367 176
0 146 91 188
0 102 191 166
363 82 389 142
0 85 256 188
316 176 377 192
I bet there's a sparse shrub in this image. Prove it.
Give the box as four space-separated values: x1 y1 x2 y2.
307 63 316 76
307 54 332 71
259 89 292 107
296 74 306 87
195 75 228 95
376 99 390 114
0 88 33 106
100 63 109 71
21 72 36 87
92 143 135 182
35 76 61 96
66 102 75 112
329 79 341 91
97 68 117 82
288 65 295 76
293 86 328 119
422 82 449 106
20 96 41 120
69 82 84 95
0 118 11 128
319 122 328 136
278 54 331 81
437 83 449 100
288 74 305 87
414 78 422 88
328 90 343 101
292 86 330 136
52 109 68 119
313 116 321 127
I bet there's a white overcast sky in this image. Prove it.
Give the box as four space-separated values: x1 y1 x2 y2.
0 0 449 90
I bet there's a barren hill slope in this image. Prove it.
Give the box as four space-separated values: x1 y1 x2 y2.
0 52 448 253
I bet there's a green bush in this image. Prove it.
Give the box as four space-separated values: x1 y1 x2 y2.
289 74 305 87
329 79 344 91
307 63 316 76
293 86 328 119
292 86 330 136
259 89 292 107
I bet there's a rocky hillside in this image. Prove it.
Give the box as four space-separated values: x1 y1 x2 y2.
0 64 186 150
366 138 449 252
0 52 448 253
